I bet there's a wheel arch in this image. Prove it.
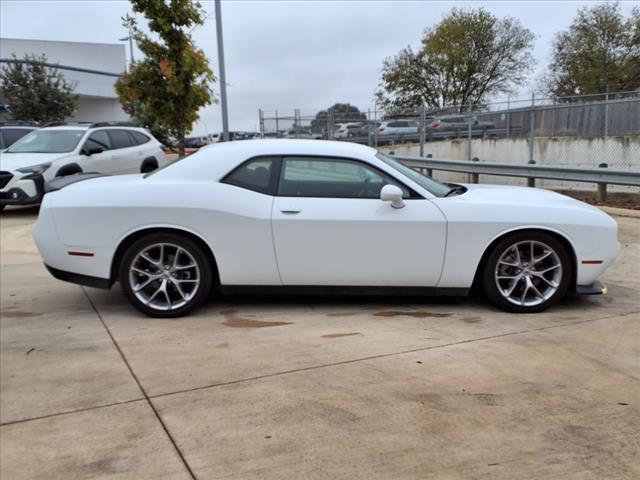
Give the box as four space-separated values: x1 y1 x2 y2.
140 156 158 173
471 227 578 292
110 226 220 286
55 162 83 177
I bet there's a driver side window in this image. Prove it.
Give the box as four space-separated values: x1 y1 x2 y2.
84 130 112 152
278 157 409 199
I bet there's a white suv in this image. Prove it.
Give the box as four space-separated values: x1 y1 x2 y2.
0 122 167 210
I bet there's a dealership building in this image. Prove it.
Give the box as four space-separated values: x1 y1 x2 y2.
0 38 129 122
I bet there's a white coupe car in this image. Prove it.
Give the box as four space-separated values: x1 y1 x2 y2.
33 140 619 317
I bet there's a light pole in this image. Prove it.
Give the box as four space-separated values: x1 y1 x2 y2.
118 27 135 70
215 0 230 142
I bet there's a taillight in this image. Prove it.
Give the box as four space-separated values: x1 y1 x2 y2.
378 127 385 132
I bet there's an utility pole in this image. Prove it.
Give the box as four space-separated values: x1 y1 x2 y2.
215 0 230 142
118 27 135 72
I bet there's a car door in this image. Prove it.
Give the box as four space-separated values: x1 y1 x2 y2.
81 130 122 174
106 129 140 173
271 156 447 286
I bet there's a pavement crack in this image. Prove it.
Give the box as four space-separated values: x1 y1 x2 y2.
81 287 198 480
0 398 145 427
149 310 639 401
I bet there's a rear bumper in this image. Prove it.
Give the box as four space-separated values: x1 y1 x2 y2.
45 264 112 290
573 280 607 296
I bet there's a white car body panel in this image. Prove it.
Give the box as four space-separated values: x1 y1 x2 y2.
32 140 619 296
272 197 446 285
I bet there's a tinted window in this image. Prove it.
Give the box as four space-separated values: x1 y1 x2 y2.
0 128 33 149
84 130 112 151
130 131 151 145
278 157 410 199
223 156 277 194
107 129 134 149
387 122 400 127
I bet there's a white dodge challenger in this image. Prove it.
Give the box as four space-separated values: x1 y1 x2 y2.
33 140 619 317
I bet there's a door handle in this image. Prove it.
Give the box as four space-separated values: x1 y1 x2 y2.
280 209 301 214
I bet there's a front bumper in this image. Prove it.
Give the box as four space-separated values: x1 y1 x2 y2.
0 173 44 206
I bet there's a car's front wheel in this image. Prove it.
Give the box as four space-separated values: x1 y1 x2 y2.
482 232 571 313
119 233 213 317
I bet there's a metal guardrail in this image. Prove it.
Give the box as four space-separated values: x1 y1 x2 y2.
392 155 640 200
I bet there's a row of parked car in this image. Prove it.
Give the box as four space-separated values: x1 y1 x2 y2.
0 121 167 210
336 115 495 138
276 115 495 140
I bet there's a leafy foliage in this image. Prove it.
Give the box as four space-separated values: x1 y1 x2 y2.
0 54 77 123
115 0 215 155
375 8 535 114
311 103 366 130
541 2 640 98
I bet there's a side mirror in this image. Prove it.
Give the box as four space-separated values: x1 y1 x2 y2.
380 184 405 209
83 146 104 156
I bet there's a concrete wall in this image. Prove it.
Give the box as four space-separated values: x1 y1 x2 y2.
71 97 128 122
380 136 640 193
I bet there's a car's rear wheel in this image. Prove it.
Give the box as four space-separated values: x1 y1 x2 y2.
119 233 213 317
482 232 571 313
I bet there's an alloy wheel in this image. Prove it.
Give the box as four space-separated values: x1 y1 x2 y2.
494 240 562 307
129 242 200 311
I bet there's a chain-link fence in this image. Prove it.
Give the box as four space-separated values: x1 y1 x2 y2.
258 91 640 176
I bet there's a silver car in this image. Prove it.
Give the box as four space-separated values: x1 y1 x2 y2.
427 115 494 131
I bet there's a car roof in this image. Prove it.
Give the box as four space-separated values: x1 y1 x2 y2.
151 139 378 181
40 125 148 132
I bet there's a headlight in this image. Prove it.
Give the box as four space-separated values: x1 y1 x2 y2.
16 163 51 175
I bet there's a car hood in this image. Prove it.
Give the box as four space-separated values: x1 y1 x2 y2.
456 183 601 212
0 152 72 171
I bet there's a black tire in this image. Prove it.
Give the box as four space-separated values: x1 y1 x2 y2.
481 231 572 313
119 233 213 317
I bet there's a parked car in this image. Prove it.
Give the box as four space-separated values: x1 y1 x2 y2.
349 122 382 137
0 122 167 210
185 136 209 148
334 123 364 139
282 127 314 139
0 123 38 150
377 120 420 135
427 115 494 132
34 139 618 317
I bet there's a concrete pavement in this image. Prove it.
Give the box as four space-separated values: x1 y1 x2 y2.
1 206 638 479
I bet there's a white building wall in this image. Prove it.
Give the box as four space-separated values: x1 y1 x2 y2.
1 38 128 122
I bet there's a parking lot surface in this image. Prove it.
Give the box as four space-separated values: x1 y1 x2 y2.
1 206 639 480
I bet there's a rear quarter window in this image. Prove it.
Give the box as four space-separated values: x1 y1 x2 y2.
130 131 151 145
107 129 134 149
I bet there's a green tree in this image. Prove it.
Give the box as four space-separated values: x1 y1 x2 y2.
0 54 77 123
542 2 640 98
375 8 535 114
311 103 366 130
116 0 215 156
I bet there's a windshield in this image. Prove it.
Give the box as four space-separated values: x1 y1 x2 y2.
6 130 85 153
376 153 451 197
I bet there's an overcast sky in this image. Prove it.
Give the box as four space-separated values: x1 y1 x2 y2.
1 0 637 134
